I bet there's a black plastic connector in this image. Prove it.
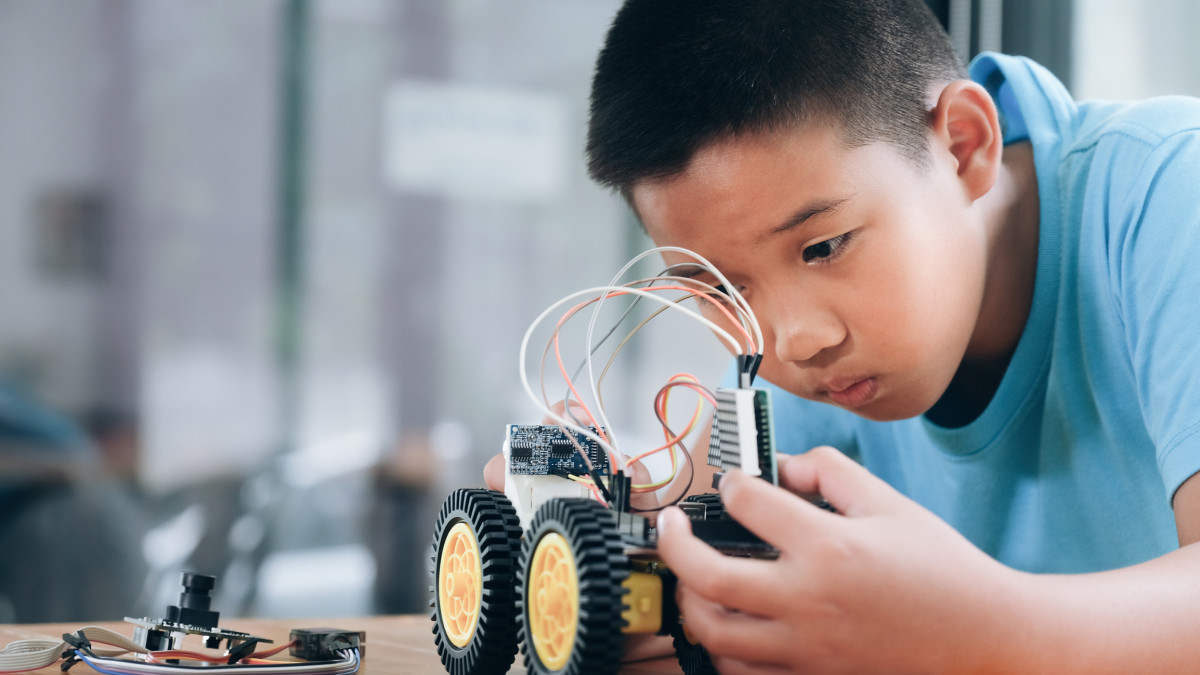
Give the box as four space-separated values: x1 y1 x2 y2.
61 631 91 653
609 470 632 514
736 354 762 387
164 572 220 631
288 628 364 661
60 631 92 671
226 637 264 664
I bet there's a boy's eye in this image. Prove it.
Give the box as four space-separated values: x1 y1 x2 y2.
707 284 732 304
802 232 852 263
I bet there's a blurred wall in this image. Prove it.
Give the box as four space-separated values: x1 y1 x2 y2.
0 0 733 620
0 0 123 413
1074 0 1200 99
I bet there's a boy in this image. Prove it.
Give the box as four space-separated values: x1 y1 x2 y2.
489 0 1200 670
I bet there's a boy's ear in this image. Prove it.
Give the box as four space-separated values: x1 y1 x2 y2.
930 80 1002 202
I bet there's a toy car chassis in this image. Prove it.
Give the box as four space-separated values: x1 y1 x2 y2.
429 386 778 675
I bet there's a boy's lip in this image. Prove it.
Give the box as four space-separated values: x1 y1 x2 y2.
823 376 878 408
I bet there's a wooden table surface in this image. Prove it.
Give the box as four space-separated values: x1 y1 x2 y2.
0 616 684 675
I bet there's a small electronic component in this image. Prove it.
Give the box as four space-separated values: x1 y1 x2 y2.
504 424 613 526
707 387 777 485
2 572 363 675
505 424 611 477
126 573 271 651
289 628 365 661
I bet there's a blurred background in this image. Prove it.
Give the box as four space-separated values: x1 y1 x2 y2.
1 0 1197 624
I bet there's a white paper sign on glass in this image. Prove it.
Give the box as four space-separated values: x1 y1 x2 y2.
382 79 569 203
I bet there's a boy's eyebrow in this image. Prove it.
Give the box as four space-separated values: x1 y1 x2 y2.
668 264 706 280
770 196 851 236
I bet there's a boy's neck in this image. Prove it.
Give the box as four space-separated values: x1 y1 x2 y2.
927 141 1040 428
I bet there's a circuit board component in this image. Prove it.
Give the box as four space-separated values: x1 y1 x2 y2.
506 425 611 477
707 387 776 484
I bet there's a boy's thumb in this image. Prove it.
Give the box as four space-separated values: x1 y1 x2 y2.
778 445 888 517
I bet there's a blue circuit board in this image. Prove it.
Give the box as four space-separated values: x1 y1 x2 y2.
506 424 611 477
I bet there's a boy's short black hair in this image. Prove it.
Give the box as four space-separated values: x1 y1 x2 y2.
586 0 967 196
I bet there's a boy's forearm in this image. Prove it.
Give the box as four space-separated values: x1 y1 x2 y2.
977 543 1200 673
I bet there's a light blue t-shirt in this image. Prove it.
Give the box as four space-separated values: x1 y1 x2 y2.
757 53 1200 573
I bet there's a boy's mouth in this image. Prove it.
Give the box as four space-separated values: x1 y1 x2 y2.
824 377 878 408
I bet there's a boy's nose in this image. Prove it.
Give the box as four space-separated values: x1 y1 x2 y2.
771 309 846 364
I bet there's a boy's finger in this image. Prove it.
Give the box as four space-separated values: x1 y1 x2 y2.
717 468 837 552
778 445 893 516
674 583 793 665
620 634 674 662
711 657 794 675
541 400 591 425
655 507 788 616
483 453 505 491
628 460 660 513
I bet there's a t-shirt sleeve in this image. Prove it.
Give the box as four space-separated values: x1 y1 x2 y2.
1106 121 1200 502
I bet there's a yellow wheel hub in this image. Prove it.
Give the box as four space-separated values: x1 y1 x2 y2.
438 521 482 648
528 532 579 670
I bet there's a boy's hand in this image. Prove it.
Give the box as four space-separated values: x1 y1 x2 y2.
483 400 591 492
482 451 506 492
656 446 1026 674
481 401 658 512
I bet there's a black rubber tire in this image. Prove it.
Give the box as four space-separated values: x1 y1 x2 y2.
430 489 522 675
670 620 718 675
518 498 629 675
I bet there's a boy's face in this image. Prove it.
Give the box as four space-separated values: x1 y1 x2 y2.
632 125 989 421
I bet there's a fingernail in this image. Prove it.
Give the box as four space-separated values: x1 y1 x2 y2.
718 468 741 494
